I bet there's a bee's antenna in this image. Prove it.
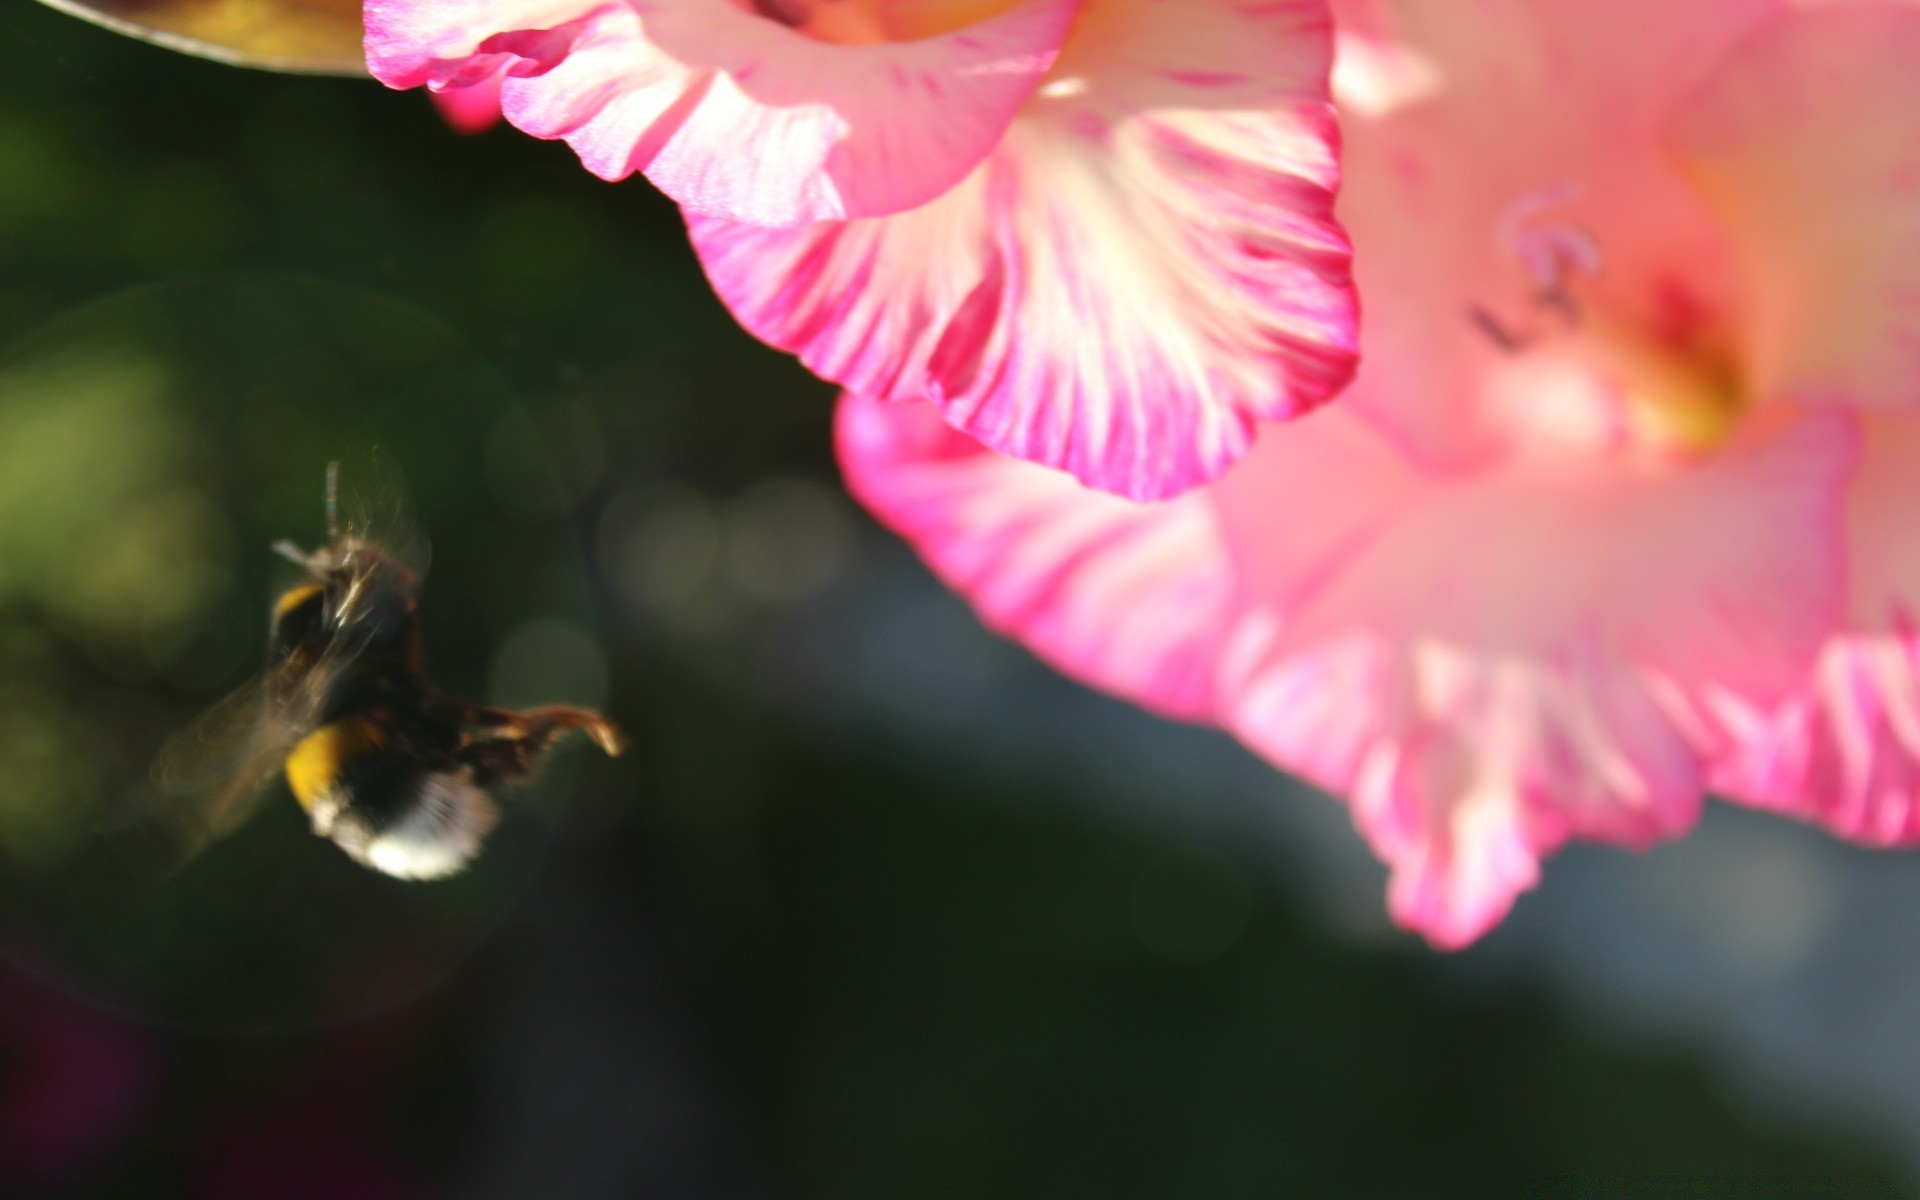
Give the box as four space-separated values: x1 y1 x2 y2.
324 460 341 541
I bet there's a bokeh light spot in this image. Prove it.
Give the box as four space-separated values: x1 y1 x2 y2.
488 617 611 713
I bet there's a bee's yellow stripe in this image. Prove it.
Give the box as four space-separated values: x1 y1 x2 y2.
284 717 385 811
274 582 323 621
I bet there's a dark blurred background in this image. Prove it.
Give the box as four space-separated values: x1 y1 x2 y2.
0 4 1914 1195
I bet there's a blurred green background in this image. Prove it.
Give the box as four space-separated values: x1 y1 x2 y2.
0 3 1909 1195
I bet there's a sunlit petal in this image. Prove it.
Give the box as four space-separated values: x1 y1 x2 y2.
366 0 1081 225
838 392 1235 718
695 0 1354 499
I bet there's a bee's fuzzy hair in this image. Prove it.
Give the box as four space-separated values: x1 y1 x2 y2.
316 772 499 880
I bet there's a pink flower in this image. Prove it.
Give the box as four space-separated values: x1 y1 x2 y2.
366 0 1359 500
837 0 1920 947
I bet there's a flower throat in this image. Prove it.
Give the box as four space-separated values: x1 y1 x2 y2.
1474 193 1745 459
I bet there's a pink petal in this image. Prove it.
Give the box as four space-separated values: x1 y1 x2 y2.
430 67 507 134
1227 631 1706 949
1205 403 1855 947
837 392 1234 719
695 0 1355 500
1209 406 1852 947
1840 415 1920 632
365 0 1081 226
1671 6 1920 414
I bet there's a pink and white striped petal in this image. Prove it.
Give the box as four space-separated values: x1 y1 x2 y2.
1707 634 1920 849
365 0 1081 226
695 0 1355 500
837 392 1234 719
1208 407 1851 946
1670 6 1920 417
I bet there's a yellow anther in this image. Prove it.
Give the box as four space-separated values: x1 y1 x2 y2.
1575 309 1744 458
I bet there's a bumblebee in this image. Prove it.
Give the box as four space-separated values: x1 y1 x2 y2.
151 461 623 879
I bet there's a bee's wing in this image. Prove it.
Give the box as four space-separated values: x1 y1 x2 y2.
333 449 431 585
121 649 348 873
34 0 366 75
124 674 310 870
155 585 392 820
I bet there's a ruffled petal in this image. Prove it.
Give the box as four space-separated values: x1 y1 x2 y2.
1214 606 1706 949
1708 634 1920 848
1671 6 1920 413
1210 404 1850 946
1362 640 1702 950
365 0 1080 226
1207 408 1834 947
836 393 1234 718
695 0 1355 500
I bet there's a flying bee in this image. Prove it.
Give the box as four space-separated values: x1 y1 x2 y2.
149 460 624 879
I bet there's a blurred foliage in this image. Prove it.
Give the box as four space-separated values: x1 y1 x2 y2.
0 1 1910 1195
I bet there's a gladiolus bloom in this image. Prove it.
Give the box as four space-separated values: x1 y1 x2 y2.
366 0 1360 500
838 0 1920 947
